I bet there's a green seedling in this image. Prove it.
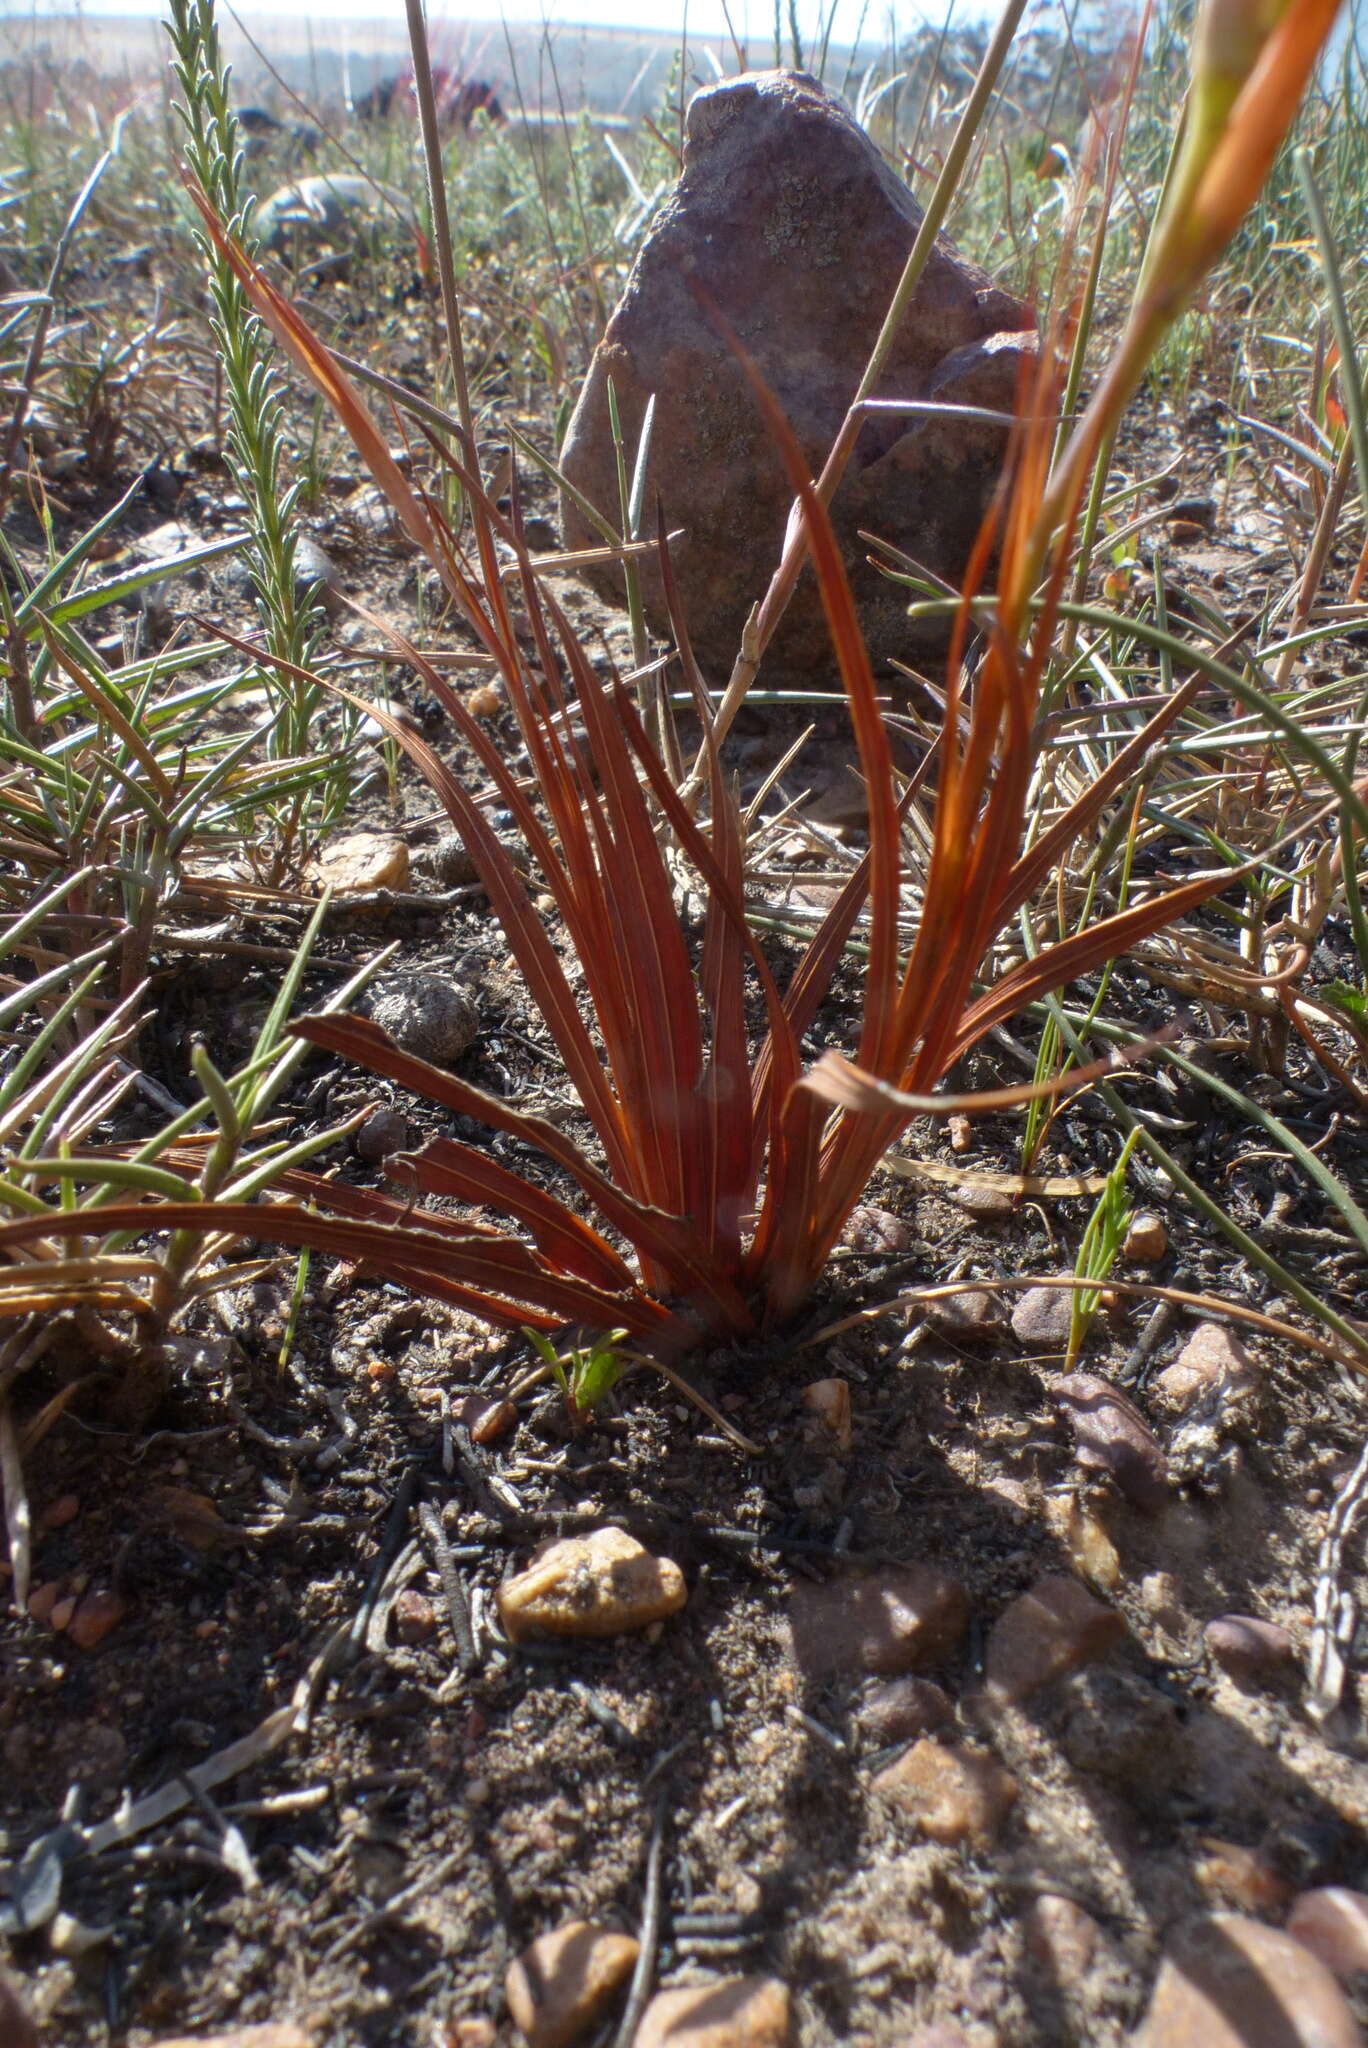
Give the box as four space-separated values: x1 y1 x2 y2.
526 1325 630 1418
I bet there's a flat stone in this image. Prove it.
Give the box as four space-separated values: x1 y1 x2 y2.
855 1675 952 1747
871 1738 1017 1845
147 2029 317 2048
1010 1284 1074 1348
368 975 479 1064
560 70 1032 685
1204 1614 1299 1683
1135 1914 1362 2048
1288 1890 1368 1980
635 1977 790 2048
984 1574 1125 1704
497 1527 686 1643
1151 1323 1255 1412
292 535 341 613
925 1289 1005 1346
505 1919 639 2048
1054 1372 1169 1511
313 830 410 895
789 1565 968 1678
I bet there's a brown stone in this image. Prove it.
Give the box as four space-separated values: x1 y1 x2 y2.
1152 1323 1255 1412
66 1588 127 1650
0 1968 38 2048
872 1738 1017 1844
559 70 1033 686
1054 1373 1169 1511
633 1975 792 2048
855 1675 952 1747
925 1289 1005 1346
789 1565 968 1678
313 830 409 894
505 1920 639 2048
1123 1212 1169 1263
1288 1890 1368 1980
1024 1894 1099 1978
842 1203 914 1253
1204 1614 1299 1683
497 1527 686 1642
1010 1284 1075 1349
393 1588 437 1645
984 1574 1125 1705
1135 1914 1362 2048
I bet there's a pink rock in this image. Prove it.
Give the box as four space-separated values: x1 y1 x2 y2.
1010 1284 1074 1348
984 1575 1125 1704
560 70 1033 685
1289 1890 1368 1980
1024 1894 1098 1978
1135 1914 1362 2048
789 1565 968 1678
1152 1323 1255 1412
1204 1614 1298 1683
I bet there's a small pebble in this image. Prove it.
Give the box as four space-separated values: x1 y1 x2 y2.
1054 1373 1169 1511
855 1676 952 1748
0 1968 38 2048
948 1114 972 1153
458 1392 518 1446
1010 1284 1074 1349
842 1204 914 1254
66 1589 127 1651
27 1579 64 1624
467 682 503 718
291 534 341 613
1151 1322 1255 1413
954 1183 1015 1220
313 830 410 895
634 1974 792 2048
983 1574 1125 1705
368 975 480 1065
36 1494 79 1532
354 1106 411 1163
1288 1889 1368 1980
872 1738 1018 1845
800 1378 852 1450
1194 1838 1292 1913
392 1589 437 1645
505 1919 639 2048
1123 1212 1168 1263
788 1566 969 1679
1135 1913 1361 2047
1044 1494 1121 1592
1204 1614 1298 1684
497 1527 686 1643
1024 1894 1098 1978
925 1290 1004 1346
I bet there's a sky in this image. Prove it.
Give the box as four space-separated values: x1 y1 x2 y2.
0 0 942 50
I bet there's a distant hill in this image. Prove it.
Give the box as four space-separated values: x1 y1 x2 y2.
0 10 866 116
